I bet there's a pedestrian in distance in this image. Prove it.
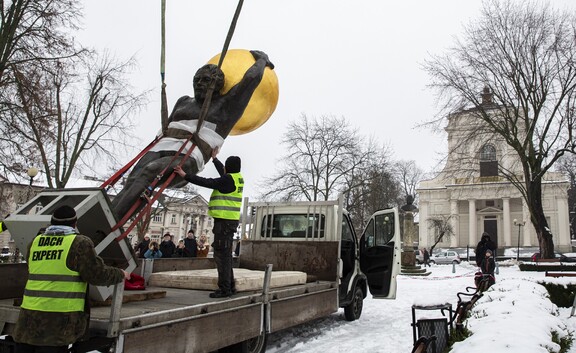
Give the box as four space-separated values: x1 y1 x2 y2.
174 147 242 298
184 229 198 257
144 241 162 259
423 248 431 267
135 235 150 258
159 233 175 258
12 205 130 353
173 239 191 257
475 232 497 267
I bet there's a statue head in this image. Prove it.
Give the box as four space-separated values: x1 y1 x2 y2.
193 64 225 101
406 194 414 205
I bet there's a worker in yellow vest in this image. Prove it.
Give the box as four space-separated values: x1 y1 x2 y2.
0 220 6 233
12 205 130 352
175 147 243 298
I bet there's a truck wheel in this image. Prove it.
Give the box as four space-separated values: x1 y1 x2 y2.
219 332 267 353
344 287 363 321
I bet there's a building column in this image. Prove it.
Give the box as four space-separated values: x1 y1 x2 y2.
419 201 429 249
469 199 477 247
503 198 512 247
522 199 531 246
450 199 459 247
557 196 571 250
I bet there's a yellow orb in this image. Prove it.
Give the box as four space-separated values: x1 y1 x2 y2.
207 49 279 135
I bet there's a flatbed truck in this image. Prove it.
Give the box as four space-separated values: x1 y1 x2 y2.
0 189 400 353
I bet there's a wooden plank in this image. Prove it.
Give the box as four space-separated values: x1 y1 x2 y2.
90 289 167 307
240 240 339 281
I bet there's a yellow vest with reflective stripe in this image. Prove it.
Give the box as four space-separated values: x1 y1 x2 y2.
208 173 244 220
0 221 5 233
21 233 87 312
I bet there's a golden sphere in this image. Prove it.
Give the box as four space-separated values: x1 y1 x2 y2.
207 49 279 136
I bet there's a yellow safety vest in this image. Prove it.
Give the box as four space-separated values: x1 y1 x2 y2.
21 233 87 312
0 221 5 233
208 173 244 220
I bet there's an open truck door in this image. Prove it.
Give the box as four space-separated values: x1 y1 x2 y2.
359 208 401 299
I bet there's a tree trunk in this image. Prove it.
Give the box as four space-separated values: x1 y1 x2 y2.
528 180 555 258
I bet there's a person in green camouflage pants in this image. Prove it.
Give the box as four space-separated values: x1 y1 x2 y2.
12 205 129 353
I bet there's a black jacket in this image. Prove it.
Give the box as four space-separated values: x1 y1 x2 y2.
184 237 198 257
160 240 176 258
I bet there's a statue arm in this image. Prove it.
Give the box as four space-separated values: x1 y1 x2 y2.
223 51 273 110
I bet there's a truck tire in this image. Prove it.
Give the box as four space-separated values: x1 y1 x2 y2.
219 332 267 353
344 286 363 321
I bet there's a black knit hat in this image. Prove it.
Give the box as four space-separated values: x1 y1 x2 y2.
51 205 77 226
225 156 241 173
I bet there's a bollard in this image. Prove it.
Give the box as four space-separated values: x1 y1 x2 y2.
495 262 499 275
452 262 456 273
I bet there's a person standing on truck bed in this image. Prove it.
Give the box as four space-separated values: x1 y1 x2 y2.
12 205 130 353
174 147 242 298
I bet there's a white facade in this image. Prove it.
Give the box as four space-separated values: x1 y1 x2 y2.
417 100 571 253
144 194 212 244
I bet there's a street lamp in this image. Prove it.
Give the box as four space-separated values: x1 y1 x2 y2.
513 219 526 261
27 167 38 186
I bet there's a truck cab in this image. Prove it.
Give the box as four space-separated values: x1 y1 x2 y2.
243 196 401 321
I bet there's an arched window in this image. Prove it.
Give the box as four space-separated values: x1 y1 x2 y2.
480 144 496 161
479 144 498 177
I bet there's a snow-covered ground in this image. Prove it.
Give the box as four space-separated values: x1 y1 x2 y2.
266 262 576 353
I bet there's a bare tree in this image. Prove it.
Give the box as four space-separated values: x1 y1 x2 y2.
0 0 82 89
394 160 424 203
260 114 382 202
424 0 576 258
427 216 455 254
0 53 147 187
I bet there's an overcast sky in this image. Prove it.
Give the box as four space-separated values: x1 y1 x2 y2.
78 0 575 201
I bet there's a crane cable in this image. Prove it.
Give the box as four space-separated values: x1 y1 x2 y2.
160 0 168 133
195 0 244 134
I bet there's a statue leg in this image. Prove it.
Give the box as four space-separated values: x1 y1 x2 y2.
111 153 200 220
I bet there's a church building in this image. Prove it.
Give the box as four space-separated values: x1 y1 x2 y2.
416 89 571 253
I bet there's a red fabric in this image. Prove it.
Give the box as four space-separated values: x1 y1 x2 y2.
124 273 145 290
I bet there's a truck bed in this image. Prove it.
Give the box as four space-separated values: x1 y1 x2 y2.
0 281 338 353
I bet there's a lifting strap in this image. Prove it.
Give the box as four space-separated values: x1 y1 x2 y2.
195 0 244 134
160 0 169 134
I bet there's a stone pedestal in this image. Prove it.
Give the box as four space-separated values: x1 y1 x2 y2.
402 210 416 266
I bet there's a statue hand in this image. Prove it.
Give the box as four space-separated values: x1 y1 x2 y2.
250 50 274 69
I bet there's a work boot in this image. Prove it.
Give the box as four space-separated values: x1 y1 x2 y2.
209 290 232 298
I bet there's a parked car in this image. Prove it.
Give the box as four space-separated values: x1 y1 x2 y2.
430 250 461 265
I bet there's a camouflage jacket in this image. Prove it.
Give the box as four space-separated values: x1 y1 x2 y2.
13 231 125 346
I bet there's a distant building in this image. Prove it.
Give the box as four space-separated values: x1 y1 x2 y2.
144 193 212 245
417 89 571 253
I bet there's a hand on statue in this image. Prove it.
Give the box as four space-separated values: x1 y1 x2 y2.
250 50 274 69
173 165 186 177
211 147 220 160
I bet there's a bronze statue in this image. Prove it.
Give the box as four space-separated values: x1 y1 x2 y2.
112 50 274 219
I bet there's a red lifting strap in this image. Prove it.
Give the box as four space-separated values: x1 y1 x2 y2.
112 139 198 241
101 137 161 189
